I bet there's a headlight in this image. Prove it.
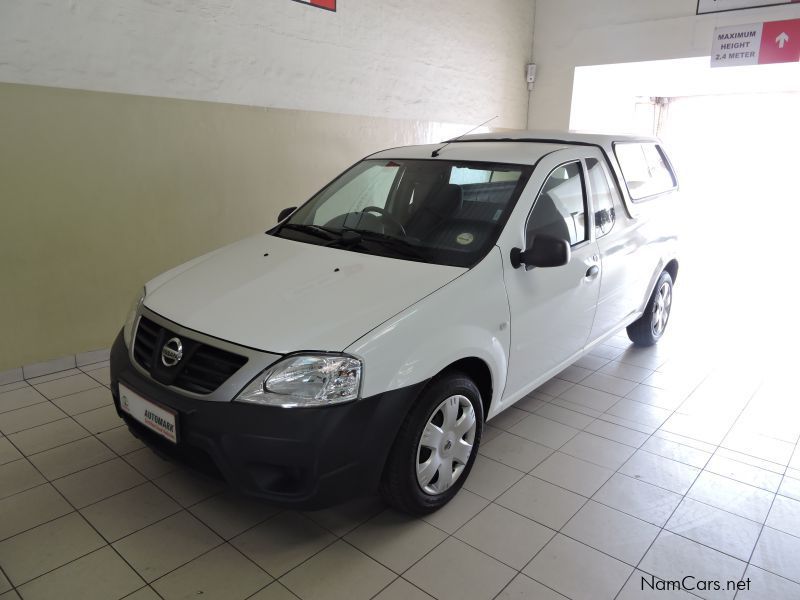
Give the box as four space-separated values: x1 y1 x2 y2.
123 287 146 348
235 354 362 408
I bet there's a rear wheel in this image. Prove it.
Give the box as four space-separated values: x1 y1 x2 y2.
627 271 673 346
380 372 483 515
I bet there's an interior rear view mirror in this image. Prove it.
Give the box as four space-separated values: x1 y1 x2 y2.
277 206 297 222
510 234 571 270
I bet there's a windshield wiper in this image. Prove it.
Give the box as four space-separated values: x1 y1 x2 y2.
277 223 342 241
340 228 426 259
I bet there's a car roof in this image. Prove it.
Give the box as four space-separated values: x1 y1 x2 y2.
368 141 569 165
456 129 660 145
368 130 661 165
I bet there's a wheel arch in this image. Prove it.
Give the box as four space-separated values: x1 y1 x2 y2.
640 256 679 313
436 357 493 421
664 258 679 283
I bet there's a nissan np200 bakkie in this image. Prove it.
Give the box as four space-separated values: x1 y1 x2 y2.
111 131 679 514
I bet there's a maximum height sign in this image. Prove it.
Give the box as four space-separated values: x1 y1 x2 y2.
711 18 800 66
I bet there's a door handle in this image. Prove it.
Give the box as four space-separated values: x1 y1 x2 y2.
585 265 600 279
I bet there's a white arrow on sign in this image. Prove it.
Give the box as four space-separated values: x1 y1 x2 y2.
776 32 789 48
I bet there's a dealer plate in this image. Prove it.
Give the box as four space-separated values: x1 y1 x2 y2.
119 384 178 444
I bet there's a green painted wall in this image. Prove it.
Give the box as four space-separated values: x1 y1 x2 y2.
0 83 457 370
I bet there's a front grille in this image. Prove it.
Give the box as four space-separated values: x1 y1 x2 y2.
132 317 160 370
132 316 248 394
175 345 248 394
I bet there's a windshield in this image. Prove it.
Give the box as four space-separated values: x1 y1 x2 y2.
271 159 533 267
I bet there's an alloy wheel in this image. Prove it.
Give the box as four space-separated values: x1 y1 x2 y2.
651 281 672 336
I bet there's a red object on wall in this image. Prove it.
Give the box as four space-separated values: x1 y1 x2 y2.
311 0 336 9
758 18 800 64
293 0 336 11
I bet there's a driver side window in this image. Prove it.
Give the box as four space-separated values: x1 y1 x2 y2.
526 162 588 246
312 164 399 225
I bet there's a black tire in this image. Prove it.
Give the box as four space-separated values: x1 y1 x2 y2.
627 271 673 347
380 372 484 515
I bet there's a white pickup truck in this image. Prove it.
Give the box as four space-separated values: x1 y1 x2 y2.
111 131 679 514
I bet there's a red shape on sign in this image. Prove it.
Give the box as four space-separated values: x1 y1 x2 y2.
759 18 800 64
311 0 336 10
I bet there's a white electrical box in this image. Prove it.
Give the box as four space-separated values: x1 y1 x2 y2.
526 63 537 84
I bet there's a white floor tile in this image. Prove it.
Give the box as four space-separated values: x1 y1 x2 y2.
280 541 393 600
605 399 671 429
574 355 611 371
562 500 659 564
533 403 595 429
705 455 782 493
641 436 711 469
152 543 270 600
496 475 585 530
584 419 649 447
524 534 632 600
405 538 515 600
778 476 800 502
530 452 614 497
640 531 747 600
653 430 717 454
17 546 143 600
593 474 682 527
559 385 621 412
764 494 800 538
588 344 626 361
751 526 800 584
420 489 488 534
738 564 800 599
626 384 686 410
555 365 593 384
687 471 775 523
455 503 554 570
716 446 785 475
345 510 447 573
461 456 524 500
619 450 700 495
487 407 529 431
507 414 579 450
581 372 639 396
600 413 658 436
535 378 574 397
495 574 569 600
617 570 698 599
479 431 552 472
559 431 635 470
665 498 761 561
549 397 604 419
599 361 653 383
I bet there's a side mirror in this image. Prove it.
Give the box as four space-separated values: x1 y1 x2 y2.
277 206 297 223
510 234 571 270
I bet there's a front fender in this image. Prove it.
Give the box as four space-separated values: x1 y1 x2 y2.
346 247 510 417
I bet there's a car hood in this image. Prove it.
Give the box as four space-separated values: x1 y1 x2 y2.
143 234 465 353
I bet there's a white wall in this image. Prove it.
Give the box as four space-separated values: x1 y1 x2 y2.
0 0 535 128
529 0 800 129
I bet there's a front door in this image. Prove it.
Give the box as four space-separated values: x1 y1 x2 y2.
500 151 601 403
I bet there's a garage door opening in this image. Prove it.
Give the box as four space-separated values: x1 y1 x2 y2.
571 57 800 364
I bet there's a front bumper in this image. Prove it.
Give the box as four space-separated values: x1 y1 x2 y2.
109 331 423 509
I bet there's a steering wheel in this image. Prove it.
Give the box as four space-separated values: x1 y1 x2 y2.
361 206 407 236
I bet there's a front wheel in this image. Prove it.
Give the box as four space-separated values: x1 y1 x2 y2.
380 372 483 515
627 271 674 346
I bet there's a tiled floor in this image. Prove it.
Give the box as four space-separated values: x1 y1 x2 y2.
1 317 799 599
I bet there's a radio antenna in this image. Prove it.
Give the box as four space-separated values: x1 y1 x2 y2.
431 116 498 158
